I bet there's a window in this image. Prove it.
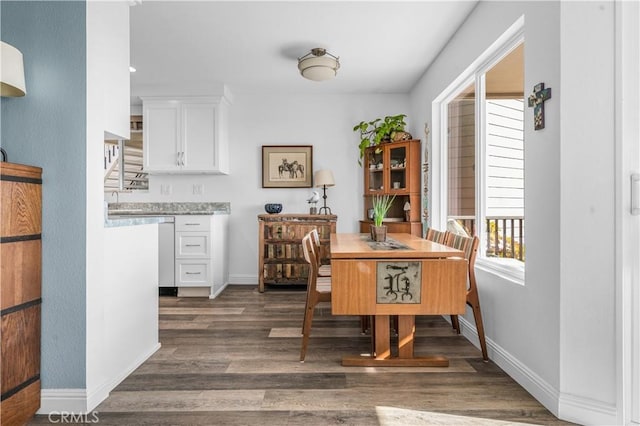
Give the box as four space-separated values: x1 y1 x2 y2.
440 34 524 281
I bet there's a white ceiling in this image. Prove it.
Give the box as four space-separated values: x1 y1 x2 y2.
129 1 478 100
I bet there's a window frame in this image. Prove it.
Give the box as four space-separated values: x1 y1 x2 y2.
432 16 525 285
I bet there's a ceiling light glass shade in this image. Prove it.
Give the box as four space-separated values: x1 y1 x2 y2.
298 48 340 82
314 169 335 187
1 41 26 97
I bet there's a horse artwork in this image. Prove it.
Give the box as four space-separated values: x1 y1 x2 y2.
262 145 313 188
277 158 305 179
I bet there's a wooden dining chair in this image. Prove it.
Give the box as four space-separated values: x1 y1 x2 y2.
300 232 332 362
310 228 332 277
425 227 447 244
444 232 488 361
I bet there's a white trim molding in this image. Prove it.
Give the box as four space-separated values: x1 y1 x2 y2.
558 393 618 426
456 316 559 414
228 274 258 285
38 343 161 414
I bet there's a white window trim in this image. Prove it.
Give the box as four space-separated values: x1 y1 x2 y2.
432 15 525 285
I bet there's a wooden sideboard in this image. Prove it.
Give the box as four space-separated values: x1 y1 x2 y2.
258 214 337 292
0 162 42 425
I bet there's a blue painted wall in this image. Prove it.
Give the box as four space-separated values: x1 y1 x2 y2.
1 1 87 388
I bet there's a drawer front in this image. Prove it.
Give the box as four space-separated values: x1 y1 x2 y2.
176 233 210 258
176 261 211 286
175 215 211 232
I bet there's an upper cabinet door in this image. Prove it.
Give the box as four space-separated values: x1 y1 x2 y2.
142 97 230 174
182 102 217 172
143 101 181 172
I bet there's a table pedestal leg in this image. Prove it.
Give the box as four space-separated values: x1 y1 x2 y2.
374 315 391 360
397 315 415 359
341 314 450 367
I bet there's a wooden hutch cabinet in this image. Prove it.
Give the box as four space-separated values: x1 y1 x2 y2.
0 162 42 425
359 139 423 236
258 214 337 292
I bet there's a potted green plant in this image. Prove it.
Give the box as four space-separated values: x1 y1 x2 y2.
353 114 411 165
370 194 396 242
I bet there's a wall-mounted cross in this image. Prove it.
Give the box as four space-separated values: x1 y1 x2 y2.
527 83 552 130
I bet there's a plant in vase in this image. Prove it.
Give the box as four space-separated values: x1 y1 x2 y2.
371 194 396 242
353 114 412 166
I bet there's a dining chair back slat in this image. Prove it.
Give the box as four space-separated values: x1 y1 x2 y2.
425 227 447 244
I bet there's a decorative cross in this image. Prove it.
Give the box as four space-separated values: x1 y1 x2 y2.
528 83 552 130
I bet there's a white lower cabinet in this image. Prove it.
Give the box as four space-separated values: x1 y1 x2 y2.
175 215 212 287
159 214 229 297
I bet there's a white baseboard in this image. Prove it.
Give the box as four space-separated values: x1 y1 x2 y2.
228 274 257 285
38 343 161 414
456 316 621 425
209 283 228 299
456 316 560 414
558 392 618 426
38 389 89 414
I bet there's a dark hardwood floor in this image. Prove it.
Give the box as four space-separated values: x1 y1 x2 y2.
30 285 573 425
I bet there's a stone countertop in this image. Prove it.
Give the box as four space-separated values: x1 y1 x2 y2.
108 202 231 216
104 216 173 228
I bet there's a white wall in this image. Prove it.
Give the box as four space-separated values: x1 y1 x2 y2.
117 93 410 284
410 1 620 424
559 2 617 423
103 224 159 400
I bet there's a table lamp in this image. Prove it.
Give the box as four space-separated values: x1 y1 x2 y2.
314 170 335 215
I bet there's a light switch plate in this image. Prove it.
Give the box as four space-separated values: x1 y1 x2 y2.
161 184 172 196
193 184 204 195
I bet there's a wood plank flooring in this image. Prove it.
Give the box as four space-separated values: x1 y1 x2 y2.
30 285 574 425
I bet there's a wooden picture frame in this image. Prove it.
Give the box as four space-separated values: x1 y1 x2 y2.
262 145 313 188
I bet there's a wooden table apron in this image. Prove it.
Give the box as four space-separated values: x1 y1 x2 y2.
330 233 467 367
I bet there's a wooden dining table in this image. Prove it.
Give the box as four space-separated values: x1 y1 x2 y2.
330 232 467 367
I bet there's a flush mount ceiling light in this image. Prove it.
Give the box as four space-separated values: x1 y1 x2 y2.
298 48 340 82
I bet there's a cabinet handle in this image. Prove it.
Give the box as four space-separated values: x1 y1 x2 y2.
185 244 201 247
185 223 201 226
176 152 181 166
185 272 201 275
181 152 185 166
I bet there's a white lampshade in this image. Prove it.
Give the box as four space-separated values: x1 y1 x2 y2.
314 170 335 187
1 41 26 97
298 48 340 82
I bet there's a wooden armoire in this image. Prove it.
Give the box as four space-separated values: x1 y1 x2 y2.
0 162 42 425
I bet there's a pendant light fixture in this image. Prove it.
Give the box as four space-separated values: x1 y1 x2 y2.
298 48 340 82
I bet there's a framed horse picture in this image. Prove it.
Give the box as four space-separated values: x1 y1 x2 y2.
262 145 313 188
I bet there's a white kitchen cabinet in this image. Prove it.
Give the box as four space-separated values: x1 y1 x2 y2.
160 214 229 297
142 97 230 174
88 1 130 140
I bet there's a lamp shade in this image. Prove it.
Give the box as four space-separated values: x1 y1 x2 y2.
314 170 335 187
1 41 26 97
298 48 339 82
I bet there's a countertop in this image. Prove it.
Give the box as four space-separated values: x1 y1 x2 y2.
108 202 231 216
104 215 173 228
105 202 230 228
